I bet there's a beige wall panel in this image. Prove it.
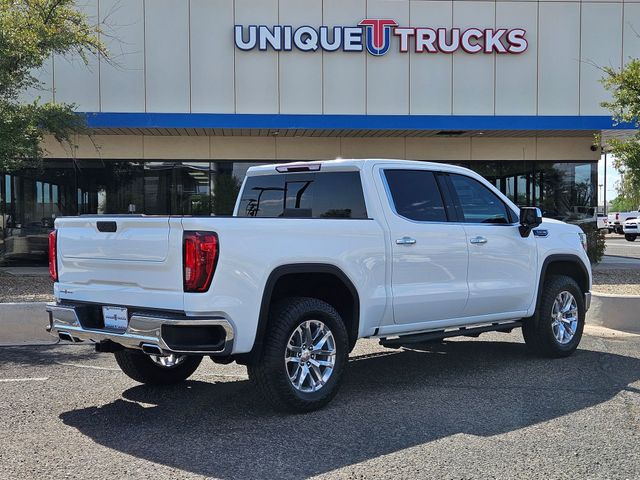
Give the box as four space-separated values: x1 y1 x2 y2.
410 1 453 114
211 137 277 159
276 138 341 160
143 136 209 159
452 1 495 114
234 0 279 113
405 137 471 161
278 0 323 113
88 135 144 159
54 0 100 111
536 137 600 161
340 138 406 158
471 137 536 161
190 0 235 113
323 0 366 114
366 0 410 114
99 0 145 112
42 136 74 158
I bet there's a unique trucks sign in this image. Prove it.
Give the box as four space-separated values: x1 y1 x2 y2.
234 19 527 56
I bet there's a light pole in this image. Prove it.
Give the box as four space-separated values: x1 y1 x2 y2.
602 146 608 216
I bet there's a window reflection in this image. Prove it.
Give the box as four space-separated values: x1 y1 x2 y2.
1 158 597 264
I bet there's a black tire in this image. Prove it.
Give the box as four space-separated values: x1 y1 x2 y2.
114 349 202 385
522 275 585 358
247 297 349 413
625 234 637 242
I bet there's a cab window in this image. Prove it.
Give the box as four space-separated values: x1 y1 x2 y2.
384 170 447 222
449 174 511 224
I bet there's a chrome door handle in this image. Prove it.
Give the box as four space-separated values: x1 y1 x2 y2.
396 236 417 245
470 236 488 245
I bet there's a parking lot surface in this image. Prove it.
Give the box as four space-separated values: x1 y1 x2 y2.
606 235 640 260
1 327 638 480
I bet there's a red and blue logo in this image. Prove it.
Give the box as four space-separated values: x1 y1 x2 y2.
358 19 398 56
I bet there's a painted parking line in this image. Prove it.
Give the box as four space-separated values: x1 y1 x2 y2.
0 377 48 382
55 361 120 372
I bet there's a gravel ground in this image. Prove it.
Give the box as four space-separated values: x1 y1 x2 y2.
592 269 640 295
0 272 53 303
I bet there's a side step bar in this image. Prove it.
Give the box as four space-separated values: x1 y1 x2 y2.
379 321 523 348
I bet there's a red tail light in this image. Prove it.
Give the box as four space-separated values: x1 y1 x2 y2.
183 232 218 292
49 230 58 282
616 213 619 220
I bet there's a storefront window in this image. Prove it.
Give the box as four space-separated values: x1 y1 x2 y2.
0 158 596 265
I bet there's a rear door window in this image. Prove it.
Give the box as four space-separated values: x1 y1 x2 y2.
237 171 367 219
384 169 448 222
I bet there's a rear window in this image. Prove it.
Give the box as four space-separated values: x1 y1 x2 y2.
237 171 368 219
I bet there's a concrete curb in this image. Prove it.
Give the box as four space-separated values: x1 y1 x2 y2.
588 292 640 334
0 302 58 346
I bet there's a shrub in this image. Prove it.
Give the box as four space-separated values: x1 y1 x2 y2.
581 223 606 264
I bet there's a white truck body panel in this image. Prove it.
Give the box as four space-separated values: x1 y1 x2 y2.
51 159 592 356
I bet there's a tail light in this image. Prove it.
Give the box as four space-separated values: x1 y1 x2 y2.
183 231 218 292
616 213 619 220
49 230 58 282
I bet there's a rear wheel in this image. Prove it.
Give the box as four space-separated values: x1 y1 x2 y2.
625 234 637 242
247 297 349 413
114 349 202 385
522 275 585 358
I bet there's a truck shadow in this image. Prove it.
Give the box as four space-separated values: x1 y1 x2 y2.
59 340 640 479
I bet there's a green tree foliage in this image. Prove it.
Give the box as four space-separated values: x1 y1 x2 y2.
601 60 640 208
0 0 106 171
581 223 606 264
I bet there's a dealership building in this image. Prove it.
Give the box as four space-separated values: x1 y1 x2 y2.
1 0 637 262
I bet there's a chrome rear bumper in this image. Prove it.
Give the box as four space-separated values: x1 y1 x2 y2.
46 303 234 356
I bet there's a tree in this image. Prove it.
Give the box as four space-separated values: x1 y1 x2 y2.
601 60 640 208
0 0 106 172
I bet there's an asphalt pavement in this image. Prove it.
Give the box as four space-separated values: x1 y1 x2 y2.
1 327 638 480
605 235 640 260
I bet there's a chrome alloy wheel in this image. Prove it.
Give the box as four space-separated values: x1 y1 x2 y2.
551 291 579 345
150 353 186 368
285 319 337 393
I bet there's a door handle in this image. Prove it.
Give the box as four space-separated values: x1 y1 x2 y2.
396 236 417 245
470 236 488 245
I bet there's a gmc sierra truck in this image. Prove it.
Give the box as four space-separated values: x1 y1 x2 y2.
47 159 592 413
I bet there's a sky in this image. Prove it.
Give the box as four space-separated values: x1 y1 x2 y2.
597 153 620 206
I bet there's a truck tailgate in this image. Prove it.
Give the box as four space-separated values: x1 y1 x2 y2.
54 216 185 311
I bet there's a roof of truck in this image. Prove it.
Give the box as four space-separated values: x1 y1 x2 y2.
246 158 474 176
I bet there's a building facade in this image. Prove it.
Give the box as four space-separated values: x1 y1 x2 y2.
1 0 636 263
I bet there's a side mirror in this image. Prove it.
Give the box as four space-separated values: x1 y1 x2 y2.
519 207 542 237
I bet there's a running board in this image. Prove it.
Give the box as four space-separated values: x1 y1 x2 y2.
379 321 523 348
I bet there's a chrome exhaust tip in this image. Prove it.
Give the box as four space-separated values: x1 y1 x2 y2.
58 331 81 342
141 343 164 356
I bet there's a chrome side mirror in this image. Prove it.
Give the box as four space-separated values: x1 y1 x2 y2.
519 207 542 237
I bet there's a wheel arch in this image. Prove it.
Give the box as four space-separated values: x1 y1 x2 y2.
236 263 360 365
536 254 590 308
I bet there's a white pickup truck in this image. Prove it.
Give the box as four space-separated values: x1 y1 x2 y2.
47 159 592 412
609 210 640 234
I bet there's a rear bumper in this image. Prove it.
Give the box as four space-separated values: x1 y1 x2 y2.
46 303 234 356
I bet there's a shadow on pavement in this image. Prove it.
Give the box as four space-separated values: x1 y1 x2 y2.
59 341 640 479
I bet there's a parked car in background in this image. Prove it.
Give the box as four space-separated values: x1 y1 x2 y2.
623 217 639 241
597 215 609 231
608 210 640 234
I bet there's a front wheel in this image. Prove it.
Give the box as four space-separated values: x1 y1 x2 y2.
522 275 585 358
625 234 637 242
247 297 349 413
114 349 202 385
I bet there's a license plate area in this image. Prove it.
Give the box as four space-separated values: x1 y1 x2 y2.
102 306 129 331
